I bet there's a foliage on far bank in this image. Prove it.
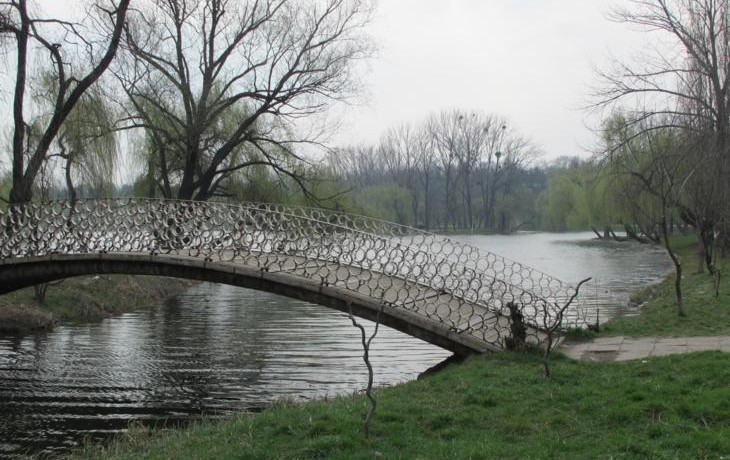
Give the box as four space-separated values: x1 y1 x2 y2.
0 303 55 333
69 351 730 460
0 275 192 332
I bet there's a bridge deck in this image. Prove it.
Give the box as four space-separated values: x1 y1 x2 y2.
0 251 548 354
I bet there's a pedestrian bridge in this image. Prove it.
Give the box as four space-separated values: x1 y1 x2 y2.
0 199 591 355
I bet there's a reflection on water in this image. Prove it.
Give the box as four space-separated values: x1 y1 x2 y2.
0 232 671 458
0 285 450 458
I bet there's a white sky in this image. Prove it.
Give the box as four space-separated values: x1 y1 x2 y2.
28 0 649 162
334 0 648 159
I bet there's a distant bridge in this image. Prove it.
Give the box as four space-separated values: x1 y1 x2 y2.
0 199 592 355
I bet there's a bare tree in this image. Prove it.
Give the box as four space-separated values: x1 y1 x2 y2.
414 124 437 229
327 145 385 187
430 109 537 231
0 0 131 205
347 301 382 439
453 112 489 230
491 140 538 232
594 0 730 262
541 277 591 379
328 109 538 230
378 123 421 227
430 111 461 229
115 0 374 201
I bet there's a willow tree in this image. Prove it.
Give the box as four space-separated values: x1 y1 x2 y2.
115 0 374 202
57 86 118 202
0 0 130 206
603 116 696 316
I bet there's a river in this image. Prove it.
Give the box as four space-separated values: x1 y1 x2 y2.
0 232 671 458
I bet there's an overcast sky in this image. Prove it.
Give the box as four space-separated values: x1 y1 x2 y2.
334 0 647 159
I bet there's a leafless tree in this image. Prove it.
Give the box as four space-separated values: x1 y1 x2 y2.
0 0 131 205
491 136 538 231
541 277 591 379
330 109 538 231
328 145 384 187
429 109 489 229
593 0 730 261
453 111 490 230
378 123 422 226
115 0 374 201
430 111 460 229
414 124 437 229
347 301 382 439
430 109 537 231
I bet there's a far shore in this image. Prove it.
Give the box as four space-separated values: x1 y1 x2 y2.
0 275 193 334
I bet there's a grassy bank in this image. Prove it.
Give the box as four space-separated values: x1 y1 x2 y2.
601 234 730 337
61 233 730 459
70 351 730 459
0 275 192 333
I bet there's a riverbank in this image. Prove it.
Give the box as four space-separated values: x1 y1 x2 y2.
599 234 730 337
0 275 193 333
67 235 730 459
69 351 730 459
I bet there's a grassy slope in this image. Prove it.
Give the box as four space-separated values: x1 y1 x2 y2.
72 352 730 460
66 235 730 459
602 234 730 337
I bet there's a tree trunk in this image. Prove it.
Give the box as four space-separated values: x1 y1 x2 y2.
64 158 77 205
10 0 30 206
424 174 431 230
697 235 706 274
662 218 685 317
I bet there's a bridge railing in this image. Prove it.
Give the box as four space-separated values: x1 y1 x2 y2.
238 202 594 325
0 199 595 349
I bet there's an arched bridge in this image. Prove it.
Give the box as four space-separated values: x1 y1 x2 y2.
0 199 592 355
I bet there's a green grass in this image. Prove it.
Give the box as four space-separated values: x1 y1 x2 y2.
59 234 730 459
601 234 730 337
69 351 730 460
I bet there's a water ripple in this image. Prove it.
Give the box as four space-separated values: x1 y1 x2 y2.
0 284 450 458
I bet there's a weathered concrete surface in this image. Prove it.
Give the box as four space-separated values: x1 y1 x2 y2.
560 336 730 362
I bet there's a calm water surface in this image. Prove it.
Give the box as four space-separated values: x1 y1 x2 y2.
457 232 673 319
0 232 671 458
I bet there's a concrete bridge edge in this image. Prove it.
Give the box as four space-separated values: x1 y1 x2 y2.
0 254 495 356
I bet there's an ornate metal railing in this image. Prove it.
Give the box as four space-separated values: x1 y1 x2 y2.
0 199 593 350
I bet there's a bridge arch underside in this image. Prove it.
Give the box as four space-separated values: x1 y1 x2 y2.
0 254 496 356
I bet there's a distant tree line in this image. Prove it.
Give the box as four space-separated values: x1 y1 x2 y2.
327 109 544 232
